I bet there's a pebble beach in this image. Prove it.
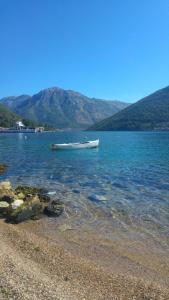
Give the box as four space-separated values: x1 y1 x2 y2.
0 217 169 300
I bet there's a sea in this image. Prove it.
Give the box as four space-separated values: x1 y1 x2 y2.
0 131 169 247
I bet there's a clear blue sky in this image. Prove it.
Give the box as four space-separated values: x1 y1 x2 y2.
0 0 169 102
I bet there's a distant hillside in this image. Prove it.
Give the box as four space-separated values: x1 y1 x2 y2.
0 103 40 129
88 86 169 131
0 104 20 127
1 87 129 129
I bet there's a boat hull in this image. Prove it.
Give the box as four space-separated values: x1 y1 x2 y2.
51 139 99 150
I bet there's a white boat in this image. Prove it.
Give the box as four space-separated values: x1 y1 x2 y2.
51 139 99 150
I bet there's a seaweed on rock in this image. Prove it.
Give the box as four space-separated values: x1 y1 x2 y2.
0 181 64 223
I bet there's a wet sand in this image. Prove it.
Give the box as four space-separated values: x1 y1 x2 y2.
0 218 169 300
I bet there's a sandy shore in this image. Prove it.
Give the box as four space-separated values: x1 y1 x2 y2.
0 219 169 300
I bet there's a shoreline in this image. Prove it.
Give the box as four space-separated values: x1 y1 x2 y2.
0 219 169 299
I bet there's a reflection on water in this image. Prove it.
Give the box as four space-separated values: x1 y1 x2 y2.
0 131 169 246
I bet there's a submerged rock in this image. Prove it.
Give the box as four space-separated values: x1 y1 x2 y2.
15 185 50 203
15 185 43 195
88 194 108 202
44 199 64 217
0 201 9 217
58 224 73 232
0 163 8 175
7 195 44 223
38 193 51 203
72 189 81 194
0 180 64 223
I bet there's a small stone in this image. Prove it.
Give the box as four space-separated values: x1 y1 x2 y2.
17 192 25 199
0 181 15 203
11 199 24 210
0 181 12 190
47 191 56 195
58 224 73 232
63 276 69 281
72 189 80 194
0 201 9 217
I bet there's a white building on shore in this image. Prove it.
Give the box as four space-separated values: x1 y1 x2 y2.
16 121 26 130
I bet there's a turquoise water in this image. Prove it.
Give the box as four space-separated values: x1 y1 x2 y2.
0 131 169 242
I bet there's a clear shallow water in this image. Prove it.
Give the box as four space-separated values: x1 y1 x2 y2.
0 131 169 244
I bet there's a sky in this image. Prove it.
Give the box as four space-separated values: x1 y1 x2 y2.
0 0 169 103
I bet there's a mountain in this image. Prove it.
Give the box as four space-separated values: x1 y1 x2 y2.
0 103 20 127
1 95 31 109
88 86 169 131
1 87 129 129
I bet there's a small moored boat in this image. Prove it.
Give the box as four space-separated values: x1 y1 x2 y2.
51 139 99 150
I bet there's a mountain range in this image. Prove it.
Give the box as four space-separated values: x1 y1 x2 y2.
0 87 129 129
88 86 169 131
